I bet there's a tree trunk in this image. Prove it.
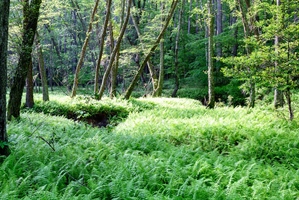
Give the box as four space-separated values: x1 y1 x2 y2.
109 19 119 98
207 0 215 108
94 0 112 95
71 0 100 98
26 60 34 108
130 13 158 95
236 0 258 108
0 0 10 156
36 33 49 101
97 0 132 100
153 40 165 97
274 0 284 109
215 0 222 71
285 88 293 121
8 0 42 120
248 80 255 108
172 0 185 97
124 0 179 100
188 0 192 34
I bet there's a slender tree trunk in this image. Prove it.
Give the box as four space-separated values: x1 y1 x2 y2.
153 1 166 97
71 0 100 98
70 0 87 33
236 0 257 108
154 40 165 97
172 0 185 97
0 0 10 156
8 0 42 120
285 88 293 120
274 0 284 108
26 60 34 108
109 19 119 98
188 0 192 34
215 0 222 71
130 13 158 94
231 16 238 56
207 0 215 108
124 0 179 99
94 0 112 95
36 33 49 101
97 0 132 100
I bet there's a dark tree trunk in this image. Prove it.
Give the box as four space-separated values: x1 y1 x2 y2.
26 61 34 108
285 88 293 121
0 0 10 156
8 0 42 120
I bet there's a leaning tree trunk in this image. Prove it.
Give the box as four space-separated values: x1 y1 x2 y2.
130 13 158 95
124 0 179 100
97 0 132 100
7 0 42 120
207 0 215 108
71 0 100 98
94 0 112 95
0 0 10 156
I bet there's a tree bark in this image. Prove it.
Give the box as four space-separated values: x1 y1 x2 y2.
94 0 112 95
285 88 293 121
172 0 185 97
8 0 42 120
97 0 132 100
274 0 284 109
0 0 10 156
36 33 49 101
207 0 215 108
109 19 119 98
26 60 34 108
71 0 100 98
124 0 179 99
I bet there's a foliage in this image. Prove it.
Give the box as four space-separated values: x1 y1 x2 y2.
1 97 299 199
23 96 131 126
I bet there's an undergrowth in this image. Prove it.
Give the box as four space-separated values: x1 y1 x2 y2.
1 97 299 199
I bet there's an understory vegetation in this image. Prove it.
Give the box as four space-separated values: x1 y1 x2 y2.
1 94 299 199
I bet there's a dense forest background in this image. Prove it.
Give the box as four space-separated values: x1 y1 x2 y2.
6 0 298 112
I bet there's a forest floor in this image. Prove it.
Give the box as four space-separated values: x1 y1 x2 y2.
1 93 299 199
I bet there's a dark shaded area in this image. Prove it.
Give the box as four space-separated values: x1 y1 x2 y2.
23 100 129 128
84 114 110 127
